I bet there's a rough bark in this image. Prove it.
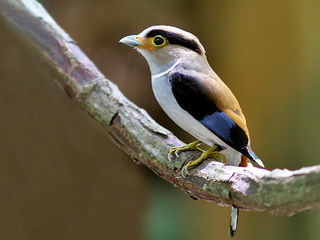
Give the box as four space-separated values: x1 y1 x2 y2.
1 0 319 216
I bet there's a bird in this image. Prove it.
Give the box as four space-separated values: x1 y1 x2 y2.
120 25 264 237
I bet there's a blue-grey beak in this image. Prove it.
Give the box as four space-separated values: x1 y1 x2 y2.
119 35 143 47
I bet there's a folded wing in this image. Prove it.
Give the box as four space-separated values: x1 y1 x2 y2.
169 72 258 160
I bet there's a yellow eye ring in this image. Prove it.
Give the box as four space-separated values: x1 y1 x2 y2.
152 35 167 47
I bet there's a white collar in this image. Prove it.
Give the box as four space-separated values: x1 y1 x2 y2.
151 59 181 79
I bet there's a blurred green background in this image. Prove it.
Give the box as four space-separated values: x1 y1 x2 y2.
0 0 320 239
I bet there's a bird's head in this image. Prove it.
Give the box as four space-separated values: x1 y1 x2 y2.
120 25 207 74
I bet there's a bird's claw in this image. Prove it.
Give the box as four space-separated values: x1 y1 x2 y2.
167 152 179 162
180 166 190 178
167 140 203 161
168 141 225 177
175 150 181 158
167 147 180 162
179 144 225 177
168 148 184 162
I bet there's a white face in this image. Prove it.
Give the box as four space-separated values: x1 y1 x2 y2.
137 45 187 74
135 25 206 74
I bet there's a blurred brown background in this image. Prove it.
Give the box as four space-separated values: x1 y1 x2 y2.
1 0 320 239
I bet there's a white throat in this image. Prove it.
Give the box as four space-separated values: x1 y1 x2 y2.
151 58 181 79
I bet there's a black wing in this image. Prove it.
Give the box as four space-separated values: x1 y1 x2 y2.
169 72 255 159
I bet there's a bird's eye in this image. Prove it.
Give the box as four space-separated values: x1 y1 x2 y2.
152 35 166 47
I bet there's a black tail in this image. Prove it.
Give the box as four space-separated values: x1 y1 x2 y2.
247 148 265 167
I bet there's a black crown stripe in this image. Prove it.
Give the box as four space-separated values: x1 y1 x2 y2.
146 29 202 54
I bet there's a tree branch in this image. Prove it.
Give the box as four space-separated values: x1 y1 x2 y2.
1 0 320 216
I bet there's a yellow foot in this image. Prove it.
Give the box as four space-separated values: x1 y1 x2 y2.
181 145 226 177
168 140 203 161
